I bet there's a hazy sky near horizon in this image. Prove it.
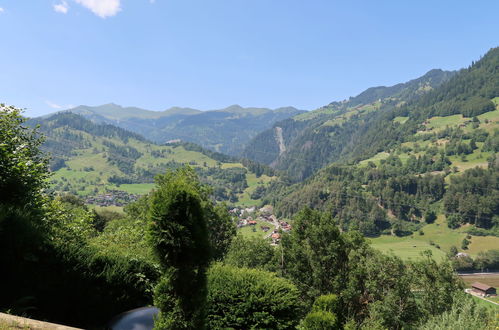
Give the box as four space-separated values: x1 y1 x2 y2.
0 1 498 117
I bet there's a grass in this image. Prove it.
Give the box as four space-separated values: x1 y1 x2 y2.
238 220 275 239
370 215 499 261
393 116 409 124
470 295 498 310
358 152 390 167
90 205 125 213
50 129 270 207
425 114 466 130
237 173 274 207
118 183 155 194
448 148 491 172
460 274 499 288
369 235 447 261
467 236 499 255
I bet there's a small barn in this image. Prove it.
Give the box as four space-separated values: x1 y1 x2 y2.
471 282 497 296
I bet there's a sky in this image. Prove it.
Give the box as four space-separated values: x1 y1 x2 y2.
0 1 498 117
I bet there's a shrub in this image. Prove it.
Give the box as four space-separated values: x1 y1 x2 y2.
206 264 302 329
299 294 340 329
299 311 338 330
224 235 277 271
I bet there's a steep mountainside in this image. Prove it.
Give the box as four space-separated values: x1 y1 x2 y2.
49 104 304 156
261 47 499 249
28 113 277 206
243 69 456 180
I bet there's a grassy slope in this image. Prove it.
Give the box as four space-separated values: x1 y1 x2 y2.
238 221 275 239
50 132 275 205
367 102 499 260
370 214 499 261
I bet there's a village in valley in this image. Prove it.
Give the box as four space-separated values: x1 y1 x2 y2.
84 189 140 207
83 187 292 245
230 205 292 245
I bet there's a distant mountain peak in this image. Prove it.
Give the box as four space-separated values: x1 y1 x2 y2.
223 104 244 111
101 102 122 108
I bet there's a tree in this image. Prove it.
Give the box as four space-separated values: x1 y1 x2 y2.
204 203 236 261
461 238 470 250
280 207 348 302
148 168 211 329
224 235 277 271
409 251 463 317
449 246 458 257
418 292 493 330
343 246 419 329
0 105 49 207
424 210 437 224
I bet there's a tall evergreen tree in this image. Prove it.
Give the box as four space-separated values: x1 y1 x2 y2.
148 167 211 329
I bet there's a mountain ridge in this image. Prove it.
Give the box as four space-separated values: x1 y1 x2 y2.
243 67 458 180
42 103 305 156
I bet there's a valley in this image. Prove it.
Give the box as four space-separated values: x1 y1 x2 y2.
2 45 498 329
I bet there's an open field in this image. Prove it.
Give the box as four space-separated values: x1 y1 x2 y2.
460 274 499 288
238 220 275 239
425 114 465 130
237 173 274 207
118 183 155 195
393 116 409 124
369 236 447 261
370 215 499 261
358 152 390 167
90 205 125 213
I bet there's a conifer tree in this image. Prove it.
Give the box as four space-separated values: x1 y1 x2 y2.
148 167 211 329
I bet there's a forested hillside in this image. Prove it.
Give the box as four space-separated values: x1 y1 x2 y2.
52 103 304 156
28 113 276 206
243 69 456 180
259 47 499 260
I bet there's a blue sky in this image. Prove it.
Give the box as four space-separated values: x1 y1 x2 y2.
0 1 498 117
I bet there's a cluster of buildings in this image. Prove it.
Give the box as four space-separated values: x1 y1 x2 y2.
85 190 139 207
231 205 292 244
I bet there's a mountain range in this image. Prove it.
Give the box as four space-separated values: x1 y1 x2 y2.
47 104 305 156
29 46 499 260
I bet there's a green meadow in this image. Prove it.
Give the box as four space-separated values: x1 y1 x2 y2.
370 215 499 261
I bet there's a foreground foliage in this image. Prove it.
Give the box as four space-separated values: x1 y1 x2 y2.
207 263 302 329
149 168 211 329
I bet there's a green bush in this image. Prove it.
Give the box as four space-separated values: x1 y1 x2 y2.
299 311 338 330
299 294 340 329
224 235 277 271
206 264 302 329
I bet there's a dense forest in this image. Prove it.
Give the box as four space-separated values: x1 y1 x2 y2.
1 105 497 329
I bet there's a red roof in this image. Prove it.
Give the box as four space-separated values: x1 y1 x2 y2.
471 282 495 291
